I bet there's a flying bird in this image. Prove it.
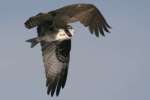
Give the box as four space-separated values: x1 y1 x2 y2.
25 3 111 97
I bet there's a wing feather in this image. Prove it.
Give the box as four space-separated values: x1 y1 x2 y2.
53 4 111 36
24 4 111 37
41 40 71 97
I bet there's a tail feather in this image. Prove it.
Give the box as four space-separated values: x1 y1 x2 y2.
26 37 39 48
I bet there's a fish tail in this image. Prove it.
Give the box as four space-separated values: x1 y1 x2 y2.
26 37 39 48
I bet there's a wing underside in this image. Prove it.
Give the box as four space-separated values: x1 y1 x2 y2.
41 39 71 96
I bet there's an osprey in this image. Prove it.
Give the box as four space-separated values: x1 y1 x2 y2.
25 3 111 97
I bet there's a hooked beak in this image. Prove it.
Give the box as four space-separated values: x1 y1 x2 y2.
66 31 72 37
65 28 74 37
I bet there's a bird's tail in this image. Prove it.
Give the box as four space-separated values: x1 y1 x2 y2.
26 37 40 48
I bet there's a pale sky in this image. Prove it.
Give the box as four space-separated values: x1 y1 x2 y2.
0 0 150 100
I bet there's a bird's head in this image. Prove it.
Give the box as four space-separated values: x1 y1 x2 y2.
56 26 74 41
55 29 73 41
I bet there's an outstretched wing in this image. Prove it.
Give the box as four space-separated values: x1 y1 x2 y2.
25 3 111 37
53 3 111 36
41 39 71 96
25 13 53 29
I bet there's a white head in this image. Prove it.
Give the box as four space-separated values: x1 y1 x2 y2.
67 28 74 36
56 28 74 41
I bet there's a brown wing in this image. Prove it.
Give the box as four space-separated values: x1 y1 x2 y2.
36 24 71 96
41 40 71 97
24 13 53 29
53 3 111 37
25 3 111 37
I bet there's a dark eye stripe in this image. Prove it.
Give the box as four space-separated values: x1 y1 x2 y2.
65 29 72 37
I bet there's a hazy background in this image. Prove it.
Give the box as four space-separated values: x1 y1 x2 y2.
0 0 150 100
